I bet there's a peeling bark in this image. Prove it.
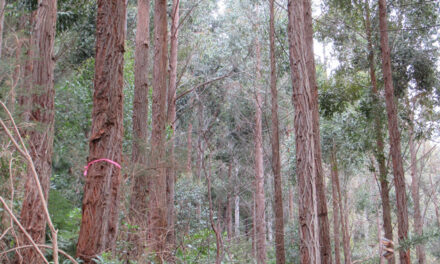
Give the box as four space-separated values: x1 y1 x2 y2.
17 0 57 263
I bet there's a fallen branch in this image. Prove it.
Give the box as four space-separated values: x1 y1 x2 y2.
0 101 59 263
0 244 79 264
0 197 48 264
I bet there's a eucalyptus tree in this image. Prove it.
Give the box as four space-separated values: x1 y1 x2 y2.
17 0 57 263
128 0 150 260
287 0 320 261
76 0 126 262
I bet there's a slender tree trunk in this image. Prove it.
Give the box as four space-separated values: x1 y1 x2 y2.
408 100 426 264
16 1 57 263
331 155 341 264
186 123 192 175
364 4 395 263
287 0 320 262
269 1 286 262
205 156 223 264
331 144 351 264
0 0 5 59
165 0 179 254
147 0 168 261
378 0 410 262
303 0 332 262
234 169 240 238
128 0 150 259
76 1 126 262
226 163 233 240
254 38 267 264
289 186 294 220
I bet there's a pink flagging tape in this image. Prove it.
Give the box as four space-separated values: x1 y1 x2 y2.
83 158 121 176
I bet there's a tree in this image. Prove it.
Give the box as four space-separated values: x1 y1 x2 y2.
287 0 320 262
129 0 150 260
269 0 286 263
0 0 5 58
17 0 57 262
254 37 267 264
364 3 395 263
303 0 332 262
147 0 168 261
76 0 127 262
166 0 180 253
378 0 410 262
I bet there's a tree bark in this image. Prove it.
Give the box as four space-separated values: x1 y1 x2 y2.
378 0 410 262
302 0 332 262
128 0 150 260
254 38 267 264
269 1 286 263
287 0 320 262
331 144 351 264
76 1 126 263
165 0 179 254
226 163 233 240
234 168 240 238
364 4 395 263
146 0 168 261
331 155 341 264
289 186 294 220
17 1 57 263
186 123 192 175
0 0 5 59
408 100 426 264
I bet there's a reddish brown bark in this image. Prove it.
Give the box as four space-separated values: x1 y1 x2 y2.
408 100 426 264
331 153 341 264
269 1 286 263
287 0 320 262
146 0 168 261
0 0 5 58
128 0 150 259
165 0 180 253
254 38 267 264
331 144 351 264
378 0 410 262
302 1 332 262
364 4 395 263
76 1 126 262
17 1 57 263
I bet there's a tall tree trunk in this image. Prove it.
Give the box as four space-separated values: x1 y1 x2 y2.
269 1 286 263
128 0 150 259
331 153 341 264
76 1 126 262
146 0 168 261
408 100 426 264
303 0 332 262
226 163 233 240
166 0 179 254
378 0 410 262
287 0 320 262
186 123 192 174
254 38 267 264
0 0 5 59
364 4 395 263
289 186 294 220
331 144 351 264
234 168 240 238
17 1 57 263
